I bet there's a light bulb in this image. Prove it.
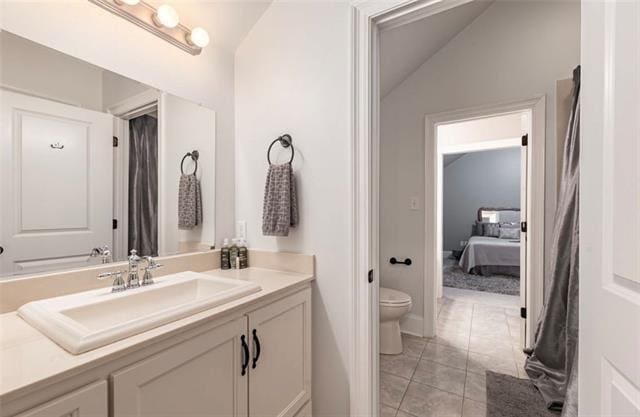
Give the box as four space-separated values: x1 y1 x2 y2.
153 4 179 28
114 0 140 5
187 27 210 48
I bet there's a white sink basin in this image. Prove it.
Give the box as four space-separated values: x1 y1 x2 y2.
17 271 261 354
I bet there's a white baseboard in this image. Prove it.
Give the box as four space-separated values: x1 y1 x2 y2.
400 313 424 337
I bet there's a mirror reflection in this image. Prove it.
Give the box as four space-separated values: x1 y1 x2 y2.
0 31 216 278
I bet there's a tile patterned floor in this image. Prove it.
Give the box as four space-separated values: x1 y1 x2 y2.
380 290 529 417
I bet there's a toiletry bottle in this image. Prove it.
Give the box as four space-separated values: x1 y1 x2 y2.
238 239 248 269
229 239 239 269
221 238 231 270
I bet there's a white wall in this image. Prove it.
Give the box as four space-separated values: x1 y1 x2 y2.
1 1 236 245
235 2 351 415
380 1 580 319
102 70 153 111
0 30 104 111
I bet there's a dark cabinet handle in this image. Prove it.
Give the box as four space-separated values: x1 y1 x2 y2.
390 257 412 266
252 329 261 369
241 335 249 376
0 246 3 255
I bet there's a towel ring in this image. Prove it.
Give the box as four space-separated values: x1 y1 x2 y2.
181 150 199 175
267 134 294 165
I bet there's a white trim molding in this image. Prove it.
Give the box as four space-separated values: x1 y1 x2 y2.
350 1 483 415
424 96 546 345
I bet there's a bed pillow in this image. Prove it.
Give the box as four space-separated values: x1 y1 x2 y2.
499 227 520 240
483 222 500 237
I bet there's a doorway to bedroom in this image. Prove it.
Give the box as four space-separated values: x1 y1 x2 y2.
435 110 529 360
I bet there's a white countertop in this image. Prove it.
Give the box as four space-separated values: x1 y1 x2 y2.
0 267 313 403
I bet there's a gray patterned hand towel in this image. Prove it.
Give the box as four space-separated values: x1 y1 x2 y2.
262 163 298 236
178 174 202 230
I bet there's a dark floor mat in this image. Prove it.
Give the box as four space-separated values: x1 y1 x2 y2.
443 258 520 295
486 371 559 417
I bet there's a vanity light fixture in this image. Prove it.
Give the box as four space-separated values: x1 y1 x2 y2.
89 0 209 55
152 4 179 29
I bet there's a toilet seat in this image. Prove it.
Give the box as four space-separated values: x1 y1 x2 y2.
380 287 412 307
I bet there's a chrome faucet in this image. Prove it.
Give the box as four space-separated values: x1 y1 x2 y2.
88 245 112 264
98 270 126 292
142 256 163 286
127 249 141 289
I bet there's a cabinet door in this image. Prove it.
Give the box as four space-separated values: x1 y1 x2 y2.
112 317 248 417
248 289 311 417
16 380 107 417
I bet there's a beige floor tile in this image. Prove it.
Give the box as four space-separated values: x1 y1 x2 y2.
428 331 470 350
463 371 486 402
395 411 415 417
462 399 486 417
381 353 420 379
412 360 467 396
399 381 463 417
380 404 398 417
467 351 518 377
402 334 426 358
468 335 514 358
380 371 410 409
421 342 468 370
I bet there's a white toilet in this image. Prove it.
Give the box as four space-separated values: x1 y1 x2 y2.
379 287 413 355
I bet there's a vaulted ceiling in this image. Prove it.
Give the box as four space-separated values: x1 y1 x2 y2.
379 0 493 98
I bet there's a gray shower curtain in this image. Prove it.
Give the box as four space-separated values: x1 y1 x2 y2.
524 66 580 416
128 115 158 257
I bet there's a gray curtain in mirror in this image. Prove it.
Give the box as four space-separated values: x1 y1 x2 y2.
524 66 580 416
128 115 158 257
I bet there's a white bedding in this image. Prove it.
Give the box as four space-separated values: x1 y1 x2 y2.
458 236 520 273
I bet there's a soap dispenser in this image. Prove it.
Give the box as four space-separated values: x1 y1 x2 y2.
238 239 248 269
221 238 231 270
229 239 239 269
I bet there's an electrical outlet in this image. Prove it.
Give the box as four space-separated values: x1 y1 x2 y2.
460 240 468 247
409 196 419 211
236 220 247 240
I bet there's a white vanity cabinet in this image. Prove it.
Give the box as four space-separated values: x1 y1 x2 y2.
247 289 311 417
110 288 311 417
111 317 249 417
15 381 107 417
7 287 312 417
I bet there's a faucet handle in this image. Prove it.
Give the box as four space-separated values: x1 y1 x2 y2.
142 257 162 286
97 270 126 292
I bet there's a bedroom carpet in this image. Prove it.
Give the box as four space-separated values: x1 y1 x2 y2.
443 257 520 296
486 371 559 417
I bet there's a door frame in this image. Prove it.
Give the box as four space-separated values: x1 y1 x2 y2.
350 0 479 415
107 89 160 260
425 97 546 348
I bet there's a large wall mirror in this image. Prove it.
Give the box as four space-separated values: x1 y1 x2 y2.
0 31 216 278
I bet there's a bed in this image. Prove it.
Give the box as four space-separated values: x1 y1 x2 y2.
458 207 521 277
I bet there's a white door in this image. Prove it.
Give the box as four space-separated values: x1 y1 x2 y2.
0 91 113 275
157 93 215 256
581 1 640 415
519 134 528 348
112 317 248 417
247 289 312 417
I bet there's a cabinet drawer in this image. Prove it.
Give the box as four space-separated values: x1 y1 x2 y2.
15 380 107 417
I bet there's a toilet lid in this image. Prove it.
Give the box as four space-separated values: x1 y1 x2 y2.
380 287 412 306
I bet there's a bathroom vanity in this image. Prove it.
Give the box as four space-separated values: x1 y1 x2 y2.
0 252 314 417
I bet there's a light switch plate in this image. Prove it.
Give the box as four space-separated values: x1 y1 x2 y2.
409 196 419 211
236 220 247 240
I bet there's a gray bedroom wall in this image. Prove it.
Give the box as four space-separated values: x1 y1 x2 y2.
443 147 521 251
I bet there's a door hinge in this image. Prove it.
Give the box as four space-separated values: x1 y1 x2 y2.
520 307 527 319
521 221 527 233
113 136 119 147
112 219 118 230
368 269 374 284
521 134 528 146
